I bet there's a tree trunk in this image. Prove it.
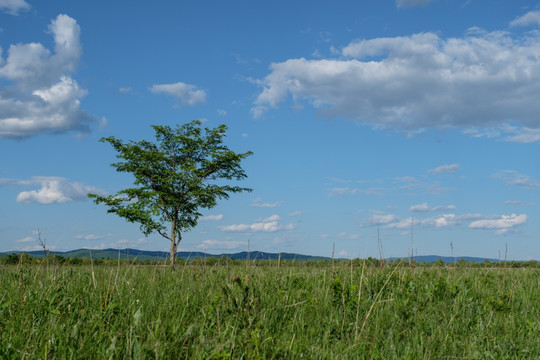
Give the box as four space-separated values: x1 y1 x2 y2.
169 239 177 266
169 219 177 266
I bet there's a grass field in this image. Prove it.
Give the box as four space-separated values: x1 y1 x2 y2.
0 259 538 359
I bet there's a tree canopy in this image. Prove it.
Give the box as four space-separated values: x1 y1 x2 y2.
89 120 252 265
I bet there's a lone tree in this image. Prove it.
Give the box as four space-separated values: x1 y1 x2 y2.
89 120 252 265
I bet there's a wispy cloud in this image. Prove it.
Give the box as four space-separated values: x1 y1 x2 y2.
428 164 459 174
118 87 133 94
288 211 303 217
199 214 224 222
197 240 247 251
493 170 540 189
75 234 104 240
395 0 434 8
16 236 34 243
251 198 282 208
409 202 456 213
328 187 384 197
504 200 535 206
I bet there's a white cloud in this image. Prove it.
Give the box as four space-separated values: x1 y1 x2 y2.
396 0 434 8
118 87 133 94
337 232 362 240
419 214 459 228
504 200 535 206
199 214 224 222
198 240 247 250
409 202 456 212
12 176 106 204
16 236 34 243
510 10 540 27
367 212 498 230
0 14 96 139
261 214 281 222
504 200 523 206
504 127 540 143
0 0 30 15
21 244 56 252
493 170 540 189
150 82 206 107
75 234 103 240
409 203 430 212
428 163 459 174
220 214 293 233
465 125 540 143
469 214 527 230
370 213 399 226
216 109 227 116
251 198 282 208
328 187 383 197
252 27 540 141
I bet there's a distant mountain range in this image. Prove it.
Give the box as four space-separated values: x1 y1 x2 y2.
0 248 509 263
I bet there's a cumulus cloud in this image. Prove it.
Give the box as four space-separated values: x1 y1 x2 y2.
0 0 30 15
150 82 206 107
8 176 106 204
0 14 96 139
199 214 224 222
510 10 540 27
409 202 456 212
469 214 527 230
252 24 540 142
428 163 459 174
220 214 293 233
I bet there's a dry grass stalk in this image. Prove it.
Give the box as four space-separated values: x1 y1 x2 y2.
359 262 401 337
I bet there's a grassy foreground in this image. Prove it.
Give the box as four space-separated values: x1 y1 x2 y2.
0 261 538 359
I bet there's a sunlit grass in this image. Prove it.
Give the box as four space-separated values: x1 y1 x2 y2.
0 261 538 358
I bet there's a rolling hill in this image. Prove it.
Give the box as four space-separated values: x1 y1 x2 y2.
0 248 507 263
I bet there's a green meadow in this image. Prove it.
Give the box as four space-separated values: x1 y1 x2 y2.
0 259 538 359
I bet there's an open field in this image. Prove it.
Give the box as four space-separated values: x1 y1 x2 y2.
0 260 538 359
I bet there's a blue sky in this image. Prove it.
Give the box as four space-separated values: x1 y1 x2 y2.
1 0 539 260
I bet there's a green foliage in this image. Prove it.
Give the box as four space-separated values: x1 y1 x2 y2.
88 120 252 263
0 253 37 265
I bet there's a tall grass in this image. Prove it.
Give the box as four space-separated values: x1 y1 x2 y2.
0 261 538 358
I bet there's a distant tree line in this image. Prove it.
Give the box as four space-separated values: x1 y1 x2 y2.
1 253 538 268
